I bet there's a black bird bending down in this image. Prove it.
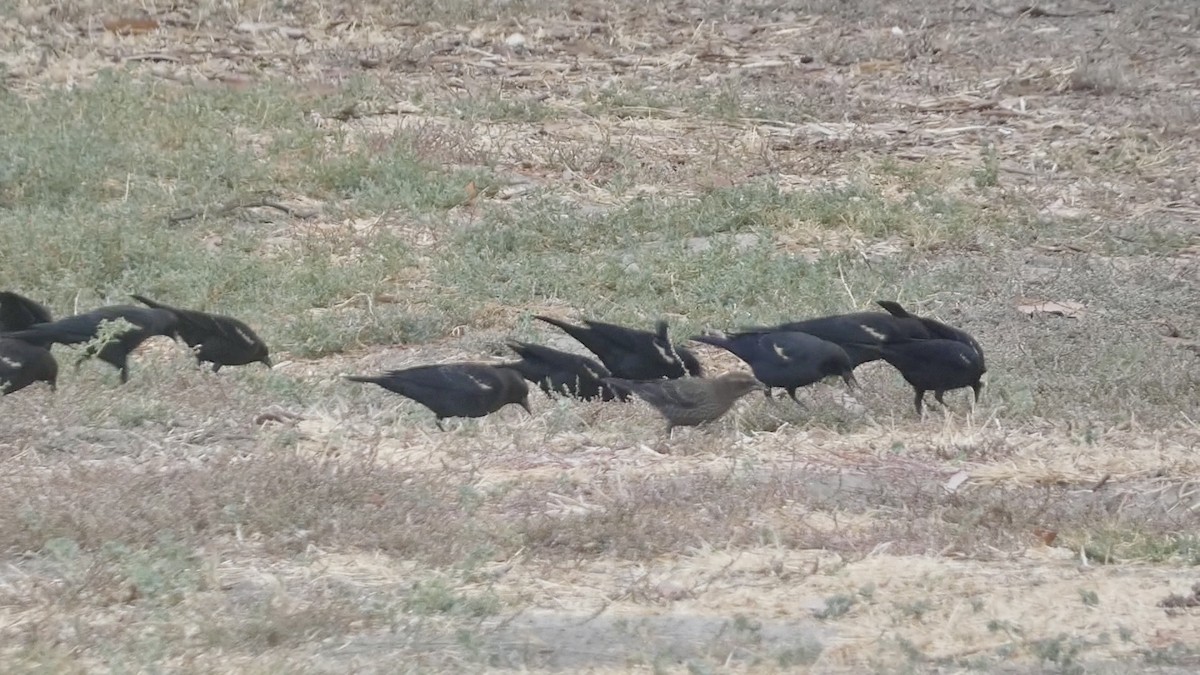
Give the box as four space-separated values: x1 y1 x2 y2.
879 339 986 414
771 310 931 368
131 294 271 372
605 371 764 434
505 341 629 402
345 363 532 430
875 300 986 369
0 292 52 332
692 330 856 403
0 338 57 395
1 305 178 383
535 316 702 380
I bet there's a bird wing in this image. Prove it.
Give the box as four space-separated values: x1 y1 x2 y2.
626 379 709 410
133 295 254 347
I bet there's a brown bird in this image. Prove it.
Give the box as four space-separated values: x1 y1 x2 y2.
605 371 764 434
345 363 531 430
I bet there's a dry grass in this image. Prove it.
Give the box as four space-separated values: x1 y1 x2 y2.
2 0 1199 672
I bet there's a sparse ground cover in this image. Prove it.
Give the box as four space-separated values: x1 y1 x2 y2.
0 0 1198 671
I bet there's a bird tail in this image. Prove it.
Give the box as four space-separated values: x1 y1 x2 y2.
534 315 576 333
689 333 732 350
875 300 913 318
600 377 636 400
344 374 383 384
130 294 172 311
654 320 670 341
505 340 536 358
0 325 57 347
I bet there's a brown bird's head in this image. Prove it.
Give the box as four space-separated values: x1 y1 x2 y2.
714 371 765 400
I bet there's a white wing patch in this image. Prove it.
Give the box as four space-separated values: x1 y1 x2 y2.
859 324 887 341
234 326 256 346
467 375 495 391
957 352 971 365
0 356 21 368
771 343 792 361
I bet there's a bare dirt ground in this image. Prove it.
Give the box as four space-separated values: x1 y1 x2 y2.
1 0 1199 672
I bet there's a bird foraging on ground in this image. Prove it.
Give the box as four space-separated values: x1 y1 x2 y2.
505 341 629 401
875 300 985 369
345 363 531 429
0 291 53 332
692 330 855 403
0 338 57 395
879 339 986 414
2 305 179 383
535 315 702 380
131 294 271 372
605 371 764 434
768 310 931 368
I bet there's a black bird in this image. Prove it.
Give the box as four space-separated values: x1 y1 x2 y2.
0 338 57 395
535 316 702 380
876 300 985 369
770 310 931 368
2 305 178 383
505 341 629 402
0 292 52 332
879 339 986 414
345 363 532 429
131 294 271 372
692 330 856 403
605 371 764 434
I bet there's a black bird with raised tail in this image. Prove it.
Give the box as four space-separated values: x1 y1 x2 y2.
535 316 702 380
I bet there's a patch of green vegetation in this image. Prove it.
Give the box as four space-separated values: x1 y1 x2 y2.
814 593 856 619
1070 529 1200 565
0 75 485 356
405 577 502 617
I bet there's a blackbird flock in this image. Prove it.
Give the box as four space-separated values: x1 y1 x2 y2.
0 291 986 433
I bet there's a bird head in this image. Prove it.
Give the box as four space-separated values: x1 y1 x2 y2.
718 371 766 398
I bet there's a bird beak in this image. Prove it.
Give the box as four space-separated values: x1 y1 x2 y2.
261 356 273 368
519 399 532 415
844 372 859 389
972 381 984 402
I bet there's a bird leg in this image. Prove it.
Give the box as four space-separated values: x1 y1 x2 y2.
912 388 926 416
786 388 808 408
934 390 951 409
